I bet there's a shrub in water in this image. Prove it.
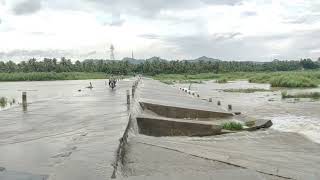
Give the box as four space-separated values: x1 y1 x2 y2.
222 122 243 131
217 78 228 83
282 91 320 99
0 97 7 108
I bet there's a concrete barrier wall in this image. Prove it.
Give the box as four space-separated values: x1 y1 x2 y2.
111 115 132 178
140 102 233 119
111 78 141 179
137 117 222 137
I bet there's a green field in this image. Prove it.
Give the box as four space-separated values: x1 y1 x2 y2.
0 72 109 81
154 71 320 88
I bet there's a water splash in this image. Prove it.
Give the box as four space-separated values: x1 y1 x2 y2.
270 114 320 143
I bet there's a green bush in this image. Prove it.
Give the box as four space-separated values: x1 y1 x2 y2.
222 122 243 131
0 97 7 108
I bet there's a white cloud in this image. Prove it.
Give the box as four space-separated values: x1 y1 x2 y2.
11 0 42 15
0 0 320 61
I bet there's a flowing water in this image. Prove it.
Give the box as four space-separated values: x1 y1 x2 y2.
0 79 131 179
1 78 319 179
177 80 320 143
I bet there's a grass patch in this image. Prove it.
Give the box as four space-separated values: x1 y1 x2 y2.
182 80 203 84
217 78 228 83
0 72 107 81
160 80 174 85
0 97 16 108
153 71 320 88
222 122 243 131
281 91 320 99
159 79 202 85
0 97 7 108
249 72 320 88
223 88 271 93
270 75 317 88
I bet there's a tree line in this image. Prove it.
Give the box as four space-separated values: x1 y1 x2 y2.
0 57 319 75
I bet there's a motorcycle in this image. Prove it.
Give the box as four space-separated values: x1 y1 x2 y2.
109 80 116 89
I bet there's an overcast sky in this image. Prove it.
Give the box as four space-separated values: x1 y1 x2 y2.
0 0 320 61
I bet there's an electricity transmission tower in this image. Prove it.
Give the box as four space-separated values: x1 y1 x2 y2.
110 44 115 60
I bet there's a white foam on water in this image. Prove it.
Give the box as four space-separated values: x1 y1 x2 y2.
270 114 320 144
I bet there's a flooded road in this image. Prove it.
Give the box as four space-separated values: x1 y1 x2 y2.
0 79 131 179
179 80 320 143
1 78 319 179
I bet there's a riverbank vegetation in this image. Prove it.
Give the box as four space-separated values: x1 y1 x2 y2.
249 73 319 87
281 91 320 99
0 57 319 82
154 71 320 88
0 72 106 81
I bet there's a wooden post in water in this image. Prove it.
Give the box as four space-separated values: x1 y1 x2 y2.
228 104 232 111
22 92 27 106
217 101 221 106
132 85 135 98
126 90 130 105
209 98 212 102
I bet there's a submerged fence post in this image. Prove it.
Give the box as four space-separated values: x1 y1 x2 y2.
217 101 221 106
126 90 130 105
22 92 27 106
228 104 232 111
22 92 27 112
132 85 135 98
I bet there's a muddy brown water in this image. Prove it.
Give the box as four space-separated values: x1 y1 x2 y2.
0 79 131 179
176 80 320 143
